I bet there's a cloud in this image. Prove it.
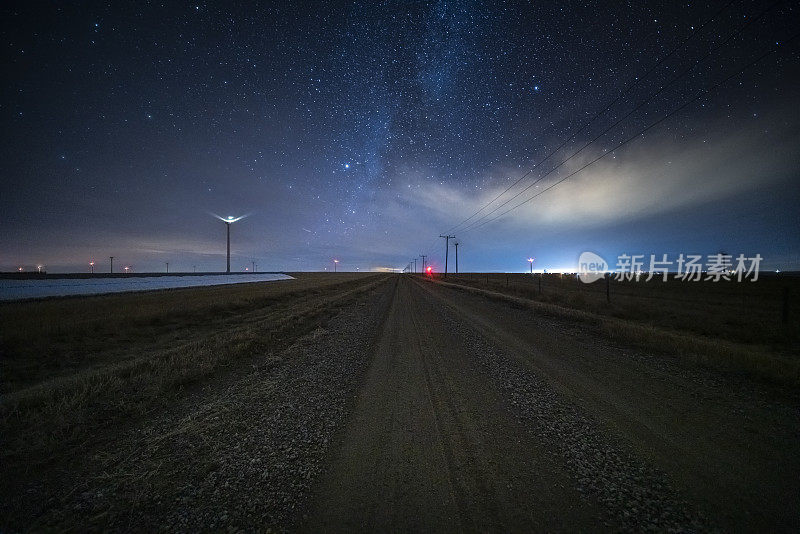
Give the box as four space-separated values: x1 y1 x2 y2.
392 113 800 235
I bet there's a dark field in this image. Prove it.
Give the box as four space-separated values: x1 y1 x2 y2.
443 272 799 346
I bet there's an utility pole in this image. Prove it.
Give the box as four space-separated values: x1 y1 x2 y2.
420 254 427 273
453 242 459 274
252 260 255 272
412 259 417 273
439 235 455 277
110 256 114 274
165 262 169 273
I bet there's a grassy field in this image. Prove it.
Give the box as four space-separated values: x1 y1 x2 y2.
0 272 388 475
437 273 799 345
429 272 800 385
1 273 373 390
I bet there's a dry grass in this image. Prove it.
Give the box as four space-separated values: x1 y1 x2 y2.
0 273 389 471
430 275 800 387
0 272 374 392
439 273 800 346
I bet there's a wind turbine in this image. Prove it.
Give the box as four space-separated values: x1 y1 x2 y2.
212 214 247 274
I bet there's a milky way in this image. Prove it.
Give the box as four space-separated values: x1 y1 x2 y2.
2 1 798 272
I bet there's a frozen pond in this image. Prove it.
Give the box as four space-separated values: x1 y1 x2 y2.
0 273 294 301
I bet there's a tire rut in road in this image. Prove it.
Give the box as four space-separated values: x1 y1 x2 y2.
302 277 464 532
407 282 602 532
412 278 707 532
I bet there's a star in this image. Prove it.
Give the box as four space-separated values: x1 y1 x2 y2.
2 0 796 274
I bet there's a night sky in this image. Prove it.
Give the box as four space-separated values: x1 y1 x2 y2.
2 1 799 273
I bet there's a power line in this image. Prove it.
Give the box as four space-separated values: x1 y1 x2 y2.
463 34 799 233
443 0 740 235
459 0 778 233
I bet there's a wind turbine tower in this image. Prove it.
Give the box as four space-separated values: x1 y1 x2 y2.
213 214 247 274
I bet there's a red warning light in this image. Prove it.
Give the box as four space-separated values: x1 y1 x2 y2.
426 266 433 276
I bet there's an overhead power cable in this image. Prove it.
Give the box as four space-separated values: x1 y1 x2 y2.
462 34 798 233
458 0 779 233
443 0 739 235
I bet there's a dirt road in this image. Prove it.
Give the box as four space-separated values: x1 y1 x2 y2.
303 276 601 532
4 274 798 531
304 276 800 532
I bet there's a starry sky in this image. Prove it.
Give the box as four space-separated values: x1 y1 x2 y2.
2 1 799 273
